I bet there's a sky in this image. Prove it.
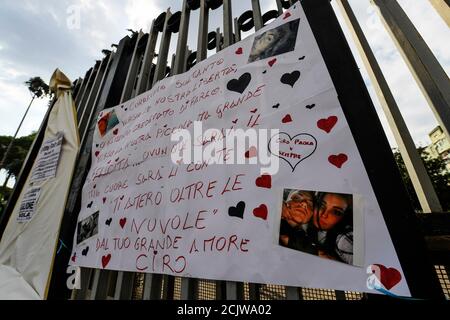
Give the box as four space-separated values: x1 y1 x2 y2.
0 0 448 148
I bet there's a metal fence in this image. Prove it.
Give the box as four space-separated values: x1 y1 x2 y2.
39 0 449 300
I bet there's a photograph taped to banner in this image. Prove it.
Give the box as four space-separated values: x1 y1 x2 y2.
97 109 120 137
248 19 300 63
76 211 99 245
278 189 356 266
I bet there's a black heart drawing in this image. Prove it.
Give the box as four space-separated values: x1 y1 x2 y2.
281 71 300 88
272 103 280 109
227 73 251 94
82 247 89 256
87 201 93 208
96 144 99 148
306 104 316 109
105 218 112 226
228 201 245 219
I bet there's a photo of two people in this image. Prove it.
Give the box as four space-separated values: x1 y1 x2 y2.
279 189 355 266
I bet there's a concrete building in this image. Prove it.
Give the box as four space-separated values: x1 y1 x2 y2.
425 126 450 172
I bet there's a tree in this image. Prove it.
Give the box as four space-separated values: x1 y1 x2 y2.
393 147 450 212
0 77 50 171
0 132 36 212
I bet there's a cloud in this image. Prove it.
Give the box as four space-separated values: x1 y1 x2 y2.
125 0 164 31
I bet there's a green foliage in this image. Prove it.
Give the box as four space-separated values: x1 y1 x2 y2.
25 77 49 98
393 147 450 212
0 132 37 178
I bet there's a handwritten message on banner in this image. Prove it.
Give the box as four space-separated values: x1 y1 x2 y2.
70 4 410 295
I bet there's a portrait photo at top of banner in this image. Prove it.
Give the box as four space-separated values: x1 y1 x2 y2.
69 3 410 296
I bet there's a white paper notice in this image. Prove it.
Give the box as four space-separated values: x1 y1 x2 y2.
30 132 64 183
17 187 41 222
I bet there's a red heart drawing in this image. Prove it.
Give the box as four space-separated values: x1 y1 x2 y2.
253 204 268 220
372 264 402 290
283 12 291 19
245 146 257 158
102 254 111 268
317 116 338 133
113 128 119 135
268 58 277 67
328 154 348 168
103 197 107 204
282 114 293 123
95 151 100 157
235 47 243 55
119 218 127 229
255 174 272 189
71 253 76 262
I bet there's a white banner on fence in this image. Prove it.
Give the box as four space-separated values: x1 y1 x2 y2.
70 4 410 296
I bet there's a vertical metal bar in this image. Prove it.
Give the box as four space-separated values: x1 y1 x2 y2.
153 9 173 86
197 0 209 62
248 284 260 299
136 21 159 95
88 269 101 300
77 62 100 124
121 32 146 102
251 0 264 31
72 78 83 102
170 54 176 76
372 0 450 141
184 47 191 72
276 0 284 15
74 70 89 108
80 54 113 144
72 268 93 300
180 277 198 299
223 0 233 48
79 57 110 138
174 0 191 75
216 27 222 52
429 0 450 28
285 286 300 300
335 290 347 300
234 17 241 42
337 0 442 213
